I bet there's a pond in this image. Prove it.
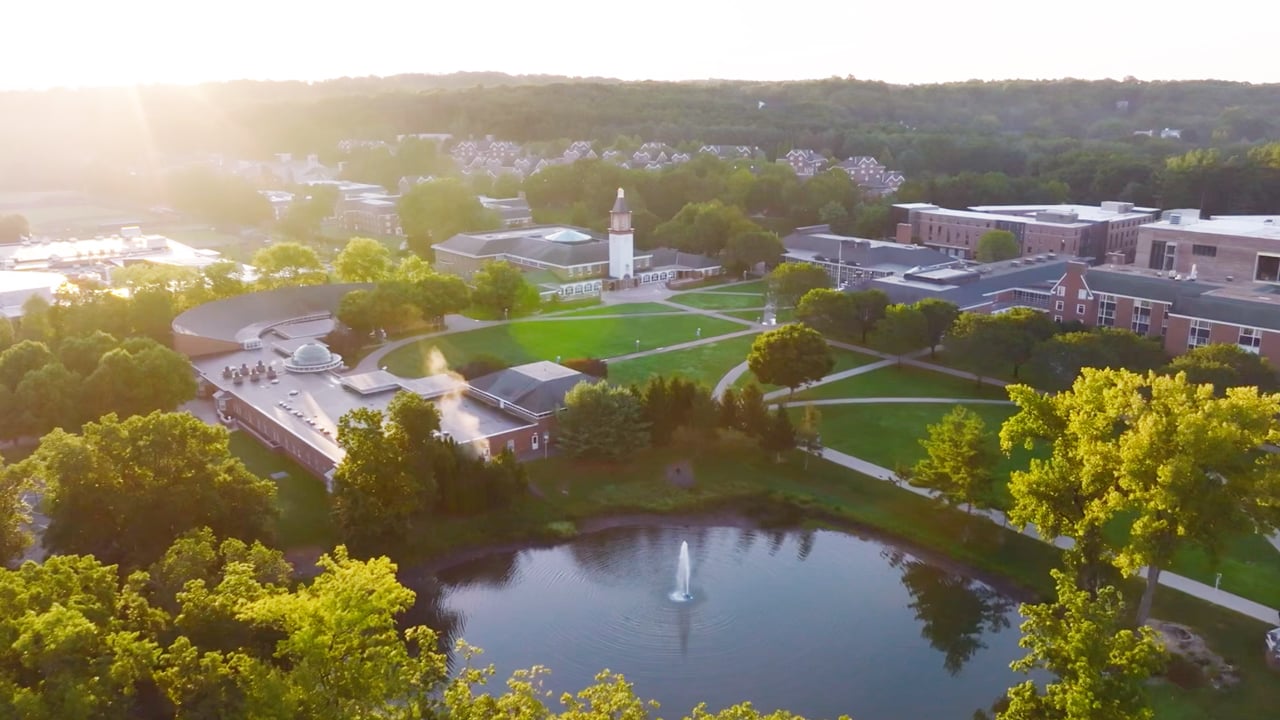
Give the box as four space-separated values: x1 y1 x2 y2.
405 525 1034 720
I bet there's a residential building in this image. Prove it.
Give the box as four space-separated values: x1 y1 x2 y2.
780 149 827 178
174 285 587 484
781 225 954 287
259 190 295 220
433 189 721 298
1133 212 1280 285
893 201 1158 262
832 156 906 197
478 195 534 227
698 145 765 161
337 194 403 237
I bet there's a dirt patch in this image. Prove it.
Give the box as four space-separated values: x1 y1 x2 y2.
1149 619 1241 689
666 460 695 488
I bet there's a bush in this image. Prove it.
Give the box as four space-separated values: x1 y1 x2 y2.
456 353 509 380
563 357 608 378
544 521 578 539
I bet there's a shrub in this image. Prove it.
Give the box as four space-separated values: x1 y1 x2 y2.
563 357 608 378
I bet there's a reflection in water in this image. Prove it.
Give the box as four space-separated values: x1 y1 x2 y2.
885 550 1016 676
395 572 465 662
412 526 1029 720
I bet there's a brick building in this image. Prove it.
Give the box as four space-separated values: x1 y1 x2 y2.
1134 212 1280 284
893 202 1158 262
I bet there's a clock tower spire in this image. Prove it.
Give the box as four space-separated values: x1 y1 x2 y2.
608 188 634 280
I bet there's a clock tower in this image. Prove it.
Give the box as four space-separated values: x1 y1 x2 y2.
608 188 634 281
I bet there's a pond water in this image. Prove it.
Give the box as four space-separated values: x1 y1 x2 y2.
406 525 1033 720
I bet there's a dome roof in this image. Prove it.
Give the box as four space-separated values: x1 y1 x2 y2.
291 343 334 367
545 228 592 244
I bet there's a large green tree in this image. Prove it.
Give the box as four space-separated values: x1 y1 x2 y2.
251 242 327 289
471 260 538 318
651 200 761 257
767 262 831 310
874 303 929 361
0 455 31 566
399 179 501 253
722 230 784 274
556 381 649 461
999 571 1165 720
332 236 394 283
27 411 277 569
747 324 834 397
848 289 891 343
332 404 428 550
85 339 197 420
910 406 999 513
1164 343 1279 394
915 298 959 357
1023 329 1165 392
975 229 1021 262
795 287 853 336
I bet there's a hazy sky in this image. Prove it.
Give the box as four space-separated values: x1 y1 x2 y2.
6 0 1277 90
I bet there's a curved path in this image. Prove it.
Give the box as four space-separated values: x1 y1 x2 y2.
781 397 1014 407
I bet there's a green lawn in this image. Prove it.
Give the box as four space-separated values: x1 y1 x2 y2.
607 333 760 388
724 308 795 324
228 432 336 550
704 280 766 294
22 204 153 230
809 403 1033 506
668 291 767 311
554 302 685 318
734 345 878 391
794 364 1010 401
383 315 747 377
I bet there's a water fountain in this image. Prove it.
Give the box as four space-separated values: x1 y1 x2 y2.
671 541 692 601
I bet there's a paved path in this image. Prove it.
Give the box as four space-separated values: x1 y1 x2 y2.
819 445 1279 624
602 328 760 363
713 360 753 399
782 397 1014 407
762 359 895 401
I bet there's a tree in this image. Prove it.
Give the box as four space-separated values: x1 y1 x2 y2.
738 382 770 437
399 179 500 253
747 325 834 397
795 404 823 469
331 407 423 550
30 411 277 569
1114 371 1280 624
332 236 393 283
471 260 537 318
848 289 891 343
85 339 197 420
1000 370 1144 594
717 387 740 430
1165 343 1279 394
0 213 29 243
0 457 32 566
17 295 52 343
556 380 649 461
915 298 959 357
201 260 248 300
946 310 1056 382
251 242 327 289
651 200 761 256
795 287 854 336
759 405 796 461
975 229 1021 263
1024 329 1166 392
767 262 831 309
0 316 13 354
0 339 54 390
410 272 470 326
722 230 784 274
999 570 1165 720
14 362 82 437
911 406 999 513
874 303 929 361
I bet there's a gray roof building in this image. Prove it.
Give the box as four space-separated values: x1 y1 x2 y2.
467 361 592 416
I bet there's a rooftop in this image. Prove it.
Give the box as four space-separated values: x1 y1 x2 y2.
1086 264 1280 331
1143 214 1280 240
968 203 1160 223
173 283 368 346
782 230 954 274
467 361 591 416
0 233 221 271
862 258 1075 310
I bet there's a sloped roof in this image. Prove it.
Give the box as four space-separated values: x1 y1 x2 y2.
648 247 723 270
468 361 590 415
434 226 611 267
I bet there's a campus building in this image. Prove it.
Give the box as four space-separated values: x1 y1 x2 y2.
782 225 955 287
892 202 1159 262
432 189 722 298
172 285 591 485
1133 212 1280 284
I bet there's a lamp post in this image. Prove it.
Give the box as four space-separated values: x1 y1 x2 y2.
503 307 509 321
635 338 640 351
542 432 549 459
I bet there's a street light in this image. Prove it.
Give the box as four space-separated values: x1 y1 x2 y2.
503 307 509 321
635 338 640 351
542 432 549 459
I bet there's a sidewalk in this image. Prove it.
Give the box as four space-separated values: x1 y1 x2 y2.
819 446 1280 624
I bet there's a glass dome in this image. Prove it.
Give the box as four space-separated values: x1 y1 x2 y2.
284 343 343 373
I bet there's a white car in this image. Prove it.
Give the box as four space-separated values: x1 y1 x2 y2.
1266 627 1280 654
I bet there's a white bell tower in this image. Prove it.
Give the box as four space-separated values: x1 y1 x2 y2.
608 188 634 280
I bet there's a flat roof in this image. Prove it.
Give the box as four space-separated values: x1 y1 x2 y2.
195 348 533 466
917 207 1093 228
968 204 1159 222
0 270 67 293
1143 216 1280 240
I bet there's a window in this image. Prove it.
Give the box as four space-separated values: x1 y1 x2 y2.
531 433 540 449
1192 244 1218 257
1132 300 1151 335
1054 315 1063 323
1076 304 1086 315
506 439 516 453
1239 327 1262 354
1077 288 1089 300
1188 319 1212 349
1097 294 1116 327
1055 300 1064 311
1056 286 1066 297
1257 254 1280 283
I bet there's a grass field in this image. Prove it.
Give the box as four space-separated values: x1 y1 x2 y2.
228 432 335 550
668 291 767 311
383 315 747 377
794 365 1010 401
21 204 155 231
553 302 686 317
734 345 879 391
704 280 766 294
607 333 760 388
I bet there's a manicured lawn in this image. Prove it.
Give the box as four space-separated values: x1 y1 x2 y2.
794 364 1010 401
723 308 795 324
554 302 685 317
704 280 766 294
383 315 746 377
607 333 760 388
668 291 766 311
22 204 152 230
228 432 336 550
734 345 878 390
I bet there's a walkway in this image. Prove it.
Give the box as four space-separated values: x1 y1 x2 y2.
782 397 1014 407
819 444 1280 624
602 328 760 363
762 359 894 401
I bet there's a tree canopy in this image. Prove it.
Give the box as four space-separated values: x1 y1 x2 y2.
398 178 501 253
747 324 834 395
557 381 649 461
975 230 1021 263
910 406 999 512
332 236 394 283
251 242 327 289
767 263 831 310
